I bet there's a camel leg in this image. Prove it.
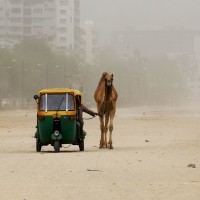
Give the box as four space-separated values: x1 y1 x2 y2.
107 110 115 149
99 116 105 149
104 114 110 148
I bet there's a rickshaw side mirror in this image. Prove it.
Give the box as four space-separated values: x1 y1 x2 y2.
33 95 39 103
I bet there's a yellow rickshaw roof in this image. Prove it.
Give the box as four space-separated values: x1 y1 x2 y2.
39 88 82 96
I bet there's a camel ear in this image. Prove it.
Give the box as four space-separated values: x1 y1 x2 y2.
102 72 107 77
111 74 113 78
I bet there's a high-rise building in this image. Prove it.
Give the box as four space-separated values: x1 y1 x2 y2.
0 0 80 54
81 20 98 66
54 0 80 53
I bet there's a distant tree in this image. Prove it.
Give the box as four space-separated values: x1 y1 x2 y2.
0 38 80 101
13 37 54 65
0 48 13 98
97 47 188 106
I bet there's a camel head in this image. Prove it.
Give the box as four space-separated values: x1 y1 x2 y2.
102 72 113 87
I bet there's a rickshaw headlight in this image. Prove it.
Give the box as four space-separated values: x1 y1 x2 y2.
54 130 59 136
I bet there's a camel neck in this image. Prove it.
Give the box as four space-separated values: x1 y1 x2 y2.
105 85 112 97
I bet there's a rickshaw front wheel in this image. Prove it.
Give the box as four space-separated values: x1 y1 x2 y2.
54 141 60 152
79 139 84 151
36 138 41 152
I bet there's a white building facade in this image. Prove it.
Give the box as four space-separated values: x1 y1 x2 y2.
81 20 98 66
0 0 80 54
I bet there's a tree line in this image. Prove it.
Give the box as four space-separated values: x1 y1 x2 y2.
0 38 192 108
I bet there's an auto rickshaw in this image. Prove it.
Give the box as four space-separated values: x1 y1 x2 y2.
33 88 85 152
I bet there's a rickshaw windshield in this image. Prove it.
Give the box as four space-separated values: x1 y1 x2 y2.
39 93 74 111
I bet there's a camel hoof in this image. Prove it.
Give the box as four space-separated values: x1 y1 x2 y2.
99 143 107 149
107 143 114 149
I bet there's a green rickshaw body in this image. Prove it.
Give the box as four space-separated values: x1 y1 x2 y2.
37 115 76 145
34 88 84 152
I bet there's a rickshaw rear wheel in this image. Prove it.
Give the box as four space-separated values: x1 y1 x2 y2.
54 141 60 152
36 138 41 152
79 139 84 151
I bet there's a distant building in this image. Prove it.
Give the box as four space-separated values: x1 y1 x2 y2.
80 20 98 66
53 0 80 54
111 28 200 59
111 28 200 100
0 0 80 54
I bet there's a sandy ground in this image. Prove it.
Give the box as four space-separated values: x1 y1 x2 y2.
0 107 200 200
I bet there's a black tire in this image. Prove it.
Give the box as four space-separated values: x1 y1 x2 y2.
79 139 84 151
54 140 60 152
36 138 41 152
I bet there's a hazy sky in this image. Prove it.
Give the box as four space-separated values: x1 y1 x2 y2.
80 0 200 33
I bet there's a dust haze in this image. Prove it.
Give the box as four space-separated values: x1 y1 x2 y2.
1 0 200 109
1 2 200 200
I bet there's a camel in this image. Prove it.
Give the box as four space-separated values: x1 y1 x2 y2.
94 72 118 149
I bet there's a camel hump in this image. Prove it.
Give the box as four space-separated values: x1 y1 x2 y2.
112 86 118 101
